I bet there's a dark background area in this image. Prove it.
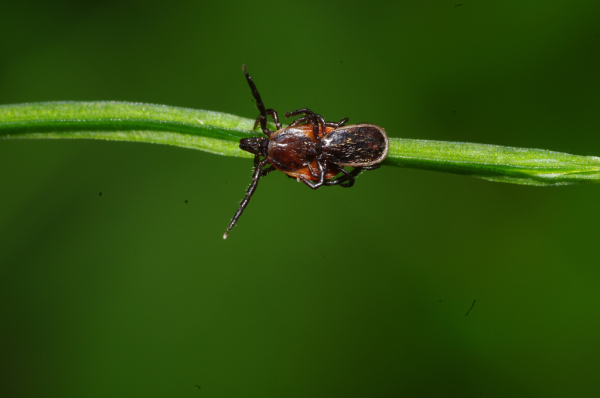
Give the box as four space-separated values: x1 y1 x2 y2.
1 1 600 397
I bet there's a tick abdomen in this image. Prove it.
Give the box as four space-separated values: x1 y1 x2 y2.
268 126 318 172
322 123 388 167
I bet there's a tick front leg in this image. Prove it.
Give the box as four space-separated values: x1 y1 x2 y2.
224 156 271 239
252 109 281 134
265 109 282 130
243 65 273 137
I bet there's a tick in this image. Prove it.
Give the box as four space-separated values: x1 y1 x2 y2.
223 65 389 239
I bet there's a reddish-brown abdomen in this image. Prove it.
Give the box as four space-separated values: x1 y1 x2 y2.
267 124 341 180
267 125 318 173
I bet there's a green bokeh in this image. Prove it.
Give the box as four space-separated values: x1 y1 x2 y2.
2 1 600 397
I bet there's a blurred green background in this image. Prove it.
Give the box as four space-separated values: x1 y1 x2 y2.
2 1 600 397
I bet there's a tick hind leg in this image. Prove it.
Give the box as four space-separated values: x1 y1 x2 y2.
360 164 380 171
325 167 364 188
299 159 326 190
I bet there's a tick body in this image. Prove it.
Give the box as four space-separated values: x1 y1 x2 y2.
223 65 388 239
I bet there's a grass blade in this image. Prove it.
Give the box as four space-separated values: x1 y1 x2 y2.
2 101 599 186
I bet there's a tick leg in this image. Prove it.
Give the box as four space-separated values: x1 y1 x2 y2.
338 167 363 188
253 109 282 131
253 116 263 131
325 167 363 188
260 165 276 177
264 109 282 130
285 109 326 138
299 159 326 190
243 65 273 137
285 108 315 118
254 157 276 177
325 118 349 129
326 164 378 188
299 177 323 190
313 114 326 138
224 156 271 239
288 115 309 127
307 164 319 179
360 164 381 171
307 157 327 179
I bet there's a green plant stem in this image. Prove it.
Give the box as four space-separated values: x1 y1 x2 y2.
1 101 599 186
